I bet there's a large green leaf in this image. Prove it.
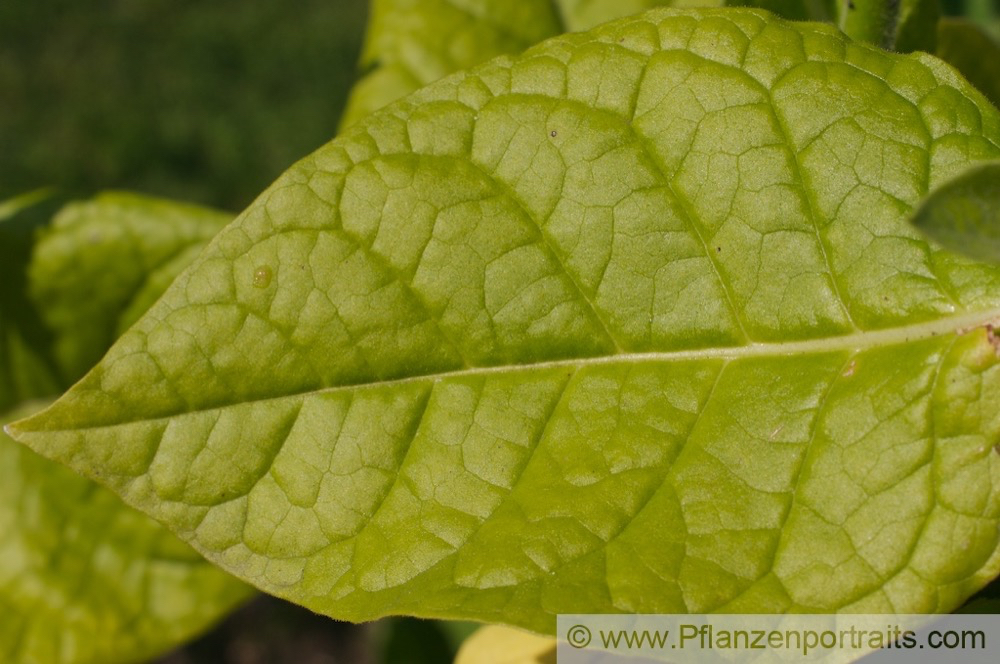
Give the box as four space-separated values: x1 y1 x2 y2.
339 0 684 128
11 8 1000 632
0 401 252 664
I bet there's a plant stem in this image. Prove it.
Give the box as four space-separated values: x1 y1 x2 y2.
839 0 903 49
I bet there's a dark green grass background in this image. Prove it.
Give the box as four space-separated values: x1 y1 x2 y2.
0 0 367 211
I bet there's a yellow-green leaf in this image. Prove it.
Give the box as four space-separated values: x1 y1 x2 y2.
12 8 1000 633
0 402 252 664
455 625 555 664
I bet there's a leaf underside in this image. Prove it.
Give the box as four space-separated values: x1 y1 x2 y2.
12 9 1000 633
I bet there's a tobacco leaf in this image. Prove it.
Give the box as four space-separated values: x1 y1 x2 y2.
12 9 1000 633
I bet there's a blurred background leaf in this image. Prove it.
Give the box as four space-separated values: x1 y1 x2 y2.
943 0 1000 38
936 16 1000 108
0 193 68 412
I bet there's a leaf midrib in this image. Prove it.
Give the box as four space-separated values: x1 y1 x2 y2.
14 306 1000 434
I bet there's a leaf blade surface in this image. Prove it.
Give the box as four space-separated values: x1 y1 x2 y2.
12 8 1000 632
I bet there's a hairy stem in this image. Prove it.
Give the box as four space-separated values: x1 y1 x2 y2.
839 0 903 49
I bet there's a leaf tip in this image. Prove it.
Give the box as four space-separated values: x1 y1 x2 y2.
3 416 33 442
2 403 53 443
